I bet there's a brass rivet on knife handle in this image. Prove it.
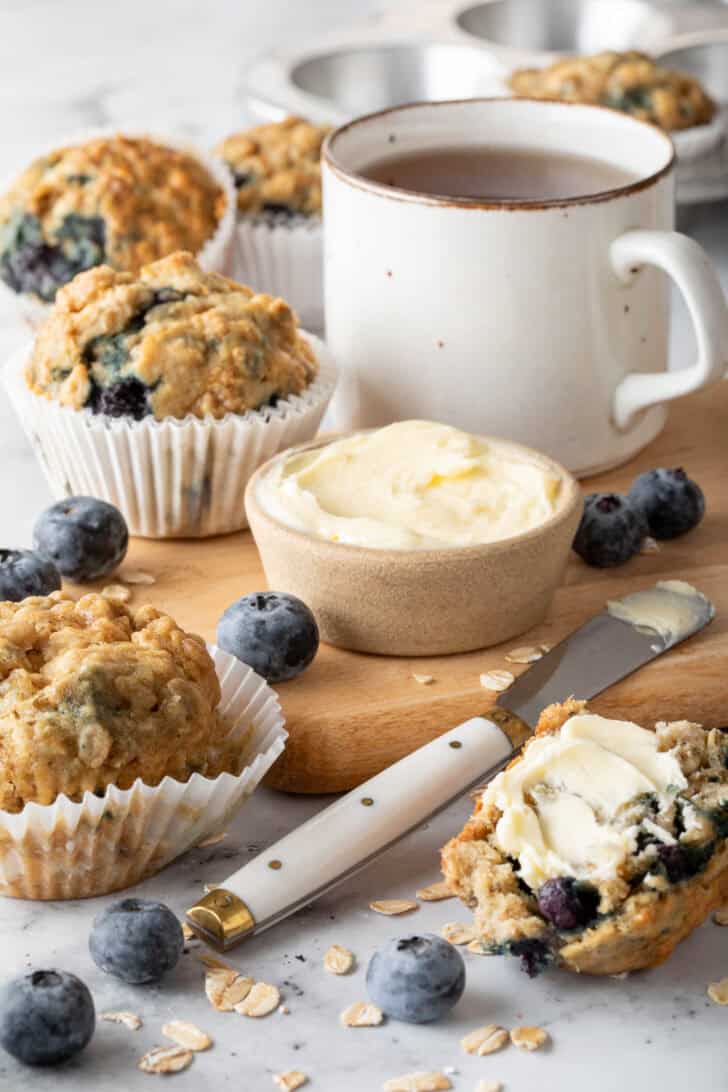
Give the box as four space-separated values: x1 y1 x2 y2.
488 707 532 751
185 889 255 951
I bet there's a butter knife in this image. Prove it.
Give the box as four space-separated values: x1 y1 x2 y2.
187 581 714 950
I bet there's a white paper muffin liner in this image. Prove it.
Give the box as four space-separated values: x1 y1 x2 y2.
4 332 337 538
0 126 237 333
231 215 323 332
671 110 726 161
0 647 286 901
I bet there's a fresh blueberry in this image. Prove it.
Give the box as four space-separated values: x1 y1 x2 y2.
366 934 465 1024
89 898 183 985
217 591 319 683
629 468 705 540
0 548 61 601
572 492 646 567
537 877 600 930
0 970 94 1066
87 377 150 420
33 496 128 582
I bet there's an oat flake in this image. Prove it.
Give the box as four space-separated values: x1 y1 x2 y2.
707 978 728 1005
383 1071 451 1091
340 1001 384 1027
234 981 280 1017
370 899 418 916
511 1025 549 1051
100 1010 142 1030
640 537 660 555
479 670 514 692
324 944 354 975
713 908 728 926
475 1082 503 1092
197 831 228 848
102 583 132 603
138 1045 194 1074
466 940 491 955
461 1024 509 1056
119 568 157 584
274 1072 308 1091
440 921 476 945
412 673 435 685
162 1021 212 1051
416 881 454 902
205 968 254 1011
505 645 545 664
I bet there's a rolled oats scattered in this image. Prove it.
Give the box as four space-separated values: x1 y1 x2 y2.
510 1026 549 1051
102 583 132 603
383 1072 451 1091
162 1021 212 1051
412 673 435 685
479 670 514 693
205 968 254 1011
324 944 355 975
440 921 476 945
416 881 454 902
475 1082 503 1092
340 1001 384 1027
100 1010 142 1030
197 831 228 848
274 1072 307 1091
505 645 546 664
713 907 728 926
707 977 728 1005
234 981 280 1017
370 899 418 916
460 1024 509 1056
138 1045 193 1074
119 568 157 584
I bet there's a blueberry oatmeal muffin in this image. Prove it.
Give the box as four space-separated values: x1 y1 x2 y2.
25 250 319 421
441 699 728 976
213 117 329 328
0 590 286 899
510 51 716 132
0 135 232 316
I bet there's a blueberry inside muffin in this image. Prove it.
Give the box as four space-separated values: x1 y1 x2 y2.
215 117 330 219
510 51 716 131
0 135 226 301
0 591 239 813
25 251 319 420
442 699 728 976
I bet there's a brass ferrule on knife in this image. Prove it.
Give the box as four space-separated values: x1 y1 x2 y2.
186 889 256 950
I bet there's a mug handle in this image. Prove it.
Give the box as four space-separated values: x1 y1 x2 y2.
610 229 728 430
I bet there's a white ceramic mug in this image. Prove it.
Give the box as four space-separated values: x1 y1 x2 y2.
322 99 728 475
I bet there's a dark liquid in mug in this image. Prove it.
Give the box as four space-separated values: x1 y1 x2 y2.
362 146 636 201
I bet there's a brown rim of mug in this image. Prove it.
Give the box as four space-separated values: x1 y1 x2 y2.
322 97 676 211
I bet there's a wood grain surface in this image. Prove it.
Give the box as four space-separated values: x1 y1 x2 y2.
107 382 728 793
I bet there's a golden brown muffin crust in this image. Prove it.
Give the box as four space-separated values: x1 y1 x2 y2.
25 251 319 420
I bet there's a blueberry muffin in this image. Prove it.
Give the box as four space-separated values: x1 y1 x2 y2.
510 51 716 131
25 250 319 421
215 117 329 218
442 699 728 976
0 135 227 303
0 590 235 813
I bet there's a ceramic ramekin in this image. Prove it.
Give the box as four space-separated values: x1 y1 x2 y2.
245 434 582 657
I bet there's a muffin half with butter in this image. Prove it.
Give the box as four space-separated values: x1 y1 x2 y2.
214 117 330 329
0 132 236 328
5 251 336 537
442 699 728 976
0 590 286 899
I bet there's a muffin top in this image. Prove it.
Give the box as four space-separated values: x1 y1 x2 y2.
0 135 227 302
510 51 716 131
215 116 330 217
0 591 226 813
25 251 319 420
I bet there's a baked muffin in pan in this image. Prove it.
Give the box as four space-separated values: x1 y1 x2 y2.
442 699 728 976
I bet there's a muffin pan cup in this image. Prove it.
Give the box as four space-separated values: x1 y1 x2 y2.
4 333 337 538
0 647 286 901
0 127 238 332
230 215 324 331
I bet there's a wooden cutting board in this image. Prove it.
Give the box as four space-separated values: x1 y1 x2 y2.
111 381 728 794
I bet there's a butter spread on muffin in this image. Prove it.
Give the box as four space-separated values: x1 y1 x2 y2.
215 117 330 217
25 251 319 420
0 590 235 813
442 699 728 976
510 51 716 131
0 135 226 302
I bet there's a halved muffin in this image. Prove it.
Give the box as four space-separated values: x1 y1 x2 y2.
442 699 728 976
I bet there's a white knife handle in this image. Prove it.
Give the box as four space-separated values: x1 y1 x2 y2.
188 716 513 944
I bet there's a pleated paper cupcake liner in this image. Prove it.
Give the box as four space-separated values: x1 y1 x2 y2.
0 126 237 333
231 216 324 332
672 110 727 162
4 332 337 538
0 647 286 901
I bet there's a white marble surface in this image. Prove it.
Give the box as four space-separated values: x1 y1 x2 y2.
0 2 728 1089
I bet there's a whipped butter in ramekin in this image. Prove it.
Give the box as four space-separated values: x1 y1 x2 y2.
256 420 564 549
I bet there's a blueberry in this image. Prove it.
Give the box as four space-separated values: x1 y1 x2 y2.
33 496 128 582
89 898 183 984
88 377 150 420
217 592 319 683
366 934 465 1024
0 548 61 601
572 492 646 567
537 877 600 930
629 468 704 540
0 970 94 1066
509 938 552 978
